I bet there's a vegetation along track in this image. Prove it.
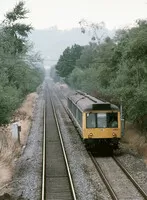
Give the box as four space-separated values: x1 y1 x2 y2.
55 86 147 200
42 82 77 200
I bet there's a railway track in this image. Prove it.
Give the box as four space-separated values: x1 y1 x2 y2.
113 156 147 199
53 85 147 200
42 83 77 200
90 153 147 200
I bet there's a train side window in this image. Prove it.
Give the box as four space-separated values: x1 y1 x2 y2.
76 108 78 120
71 103 73 113
76 109 79 122
97 113 107 128
76 109 82 127
73 104 76 117
86 113 96 128
68 99 72 110
79 111 82 127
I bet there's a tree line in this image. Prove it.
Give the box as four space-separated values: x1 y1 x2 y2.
54 20 147 132
0 1 44 124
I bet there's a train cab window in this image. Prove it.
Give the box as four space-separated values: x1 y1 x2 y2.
107 113 118 128
97 113 107 128
86 113 96 128
86 112 118 128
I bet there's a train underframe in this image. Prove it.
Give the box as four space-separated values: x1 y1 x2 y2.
84 137 120 151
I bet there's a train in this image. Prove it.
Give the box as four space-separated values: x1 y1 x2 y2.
67 91 124 150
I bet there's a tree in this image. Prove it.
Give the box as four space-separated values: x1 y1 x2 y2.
76 44 95 69
2 1 33 55
79 19 106 45
56 19 147 131
55 44 83 79
0 1 44 124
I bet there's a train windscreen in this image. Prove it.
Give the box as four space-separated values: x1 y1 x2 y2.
86 112 118 128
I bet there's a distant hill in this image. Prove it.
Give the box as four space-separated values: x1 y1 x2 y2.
29 27 114 67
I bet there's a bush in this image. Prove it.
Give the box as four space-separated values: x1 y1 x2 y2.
0 85 20 124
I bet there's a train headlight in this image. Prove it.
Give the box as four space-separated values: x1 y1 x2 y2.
112 132 117 137
88 133 93 138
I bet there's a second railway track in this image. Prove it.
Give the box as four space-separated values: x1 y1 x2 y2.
42 82 76 200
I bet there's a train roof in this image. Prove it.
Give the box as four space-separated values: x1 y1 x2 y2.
68 91 119 111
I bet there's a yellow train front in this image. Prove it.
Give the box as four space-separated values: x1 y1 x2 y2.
67 91 124 150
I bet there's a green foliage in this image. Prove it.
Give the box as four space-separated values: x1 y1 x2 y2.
57 20 147 131
76 44 95 69
67 68 84 89
3 1 33 55
55 44 84 78
5 1 28 23
0 1 44 124
0 84 20 124
0 71 20 123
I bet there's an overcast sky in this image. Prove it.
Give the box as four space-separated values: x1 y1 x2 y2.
0 0 147 30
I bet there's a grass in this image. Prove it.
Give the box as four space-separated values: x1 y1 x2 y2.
0 92 38 189
122 122 147 165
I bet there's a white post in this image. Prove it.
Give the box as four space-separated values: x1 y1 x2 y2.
11 122 21 143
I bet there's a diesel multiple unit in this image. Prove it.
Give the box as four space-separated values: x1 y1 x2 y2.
67 91 124 149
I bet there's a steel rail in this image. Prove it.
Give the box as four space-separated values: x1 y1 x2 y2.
53 89 119 200
89 152 119 200
113 156 147 200
49 90 77 200
54 88 118 199
55 87 147 200
42 102 46 200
